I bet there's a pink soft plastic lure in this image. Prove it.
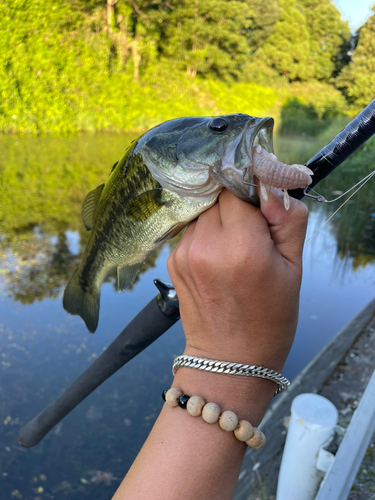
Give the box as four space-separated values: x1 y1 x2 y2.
251 145 313 210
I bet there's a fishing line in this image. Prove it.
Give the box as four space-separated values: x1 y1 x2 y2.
306 169 375 203
305 169 375 243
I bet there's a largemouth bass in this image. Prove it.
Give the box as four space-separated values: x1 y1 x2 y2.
63 114 312 333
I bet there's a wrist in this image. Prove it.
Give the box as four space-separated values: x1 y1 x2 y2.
183 343 289 375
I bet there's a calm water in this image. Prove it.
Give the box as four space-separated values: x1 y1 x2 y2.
0 132 374 499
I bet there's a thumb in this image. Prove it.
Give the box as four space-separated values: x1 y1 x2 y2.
259 189 309 265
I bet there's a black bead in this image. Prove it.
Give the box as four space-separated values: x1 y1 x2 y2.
162 388 169 401
178 394 190 409
209 117 229 133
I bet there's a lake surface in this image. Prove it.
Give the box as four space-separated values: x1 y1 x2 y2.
0 131 374 499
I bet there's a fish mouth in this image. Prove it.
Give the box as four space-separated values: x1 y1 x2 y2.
245 116 274 162
238 116 275 203
214 116 275 205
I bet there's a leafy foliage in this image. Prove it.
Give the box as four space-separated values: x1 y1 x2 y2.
299 0 351 80
0 0 368 136
336 5 375 111
160 0 250 79
245 0 281 53
256 0 313 82
244 0 350 84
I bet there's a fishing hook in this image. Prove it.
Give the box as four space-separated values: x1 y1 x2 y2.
241 169 259 188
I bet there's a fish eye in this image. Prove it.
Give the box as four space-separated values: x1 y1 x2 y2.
209 117 229 133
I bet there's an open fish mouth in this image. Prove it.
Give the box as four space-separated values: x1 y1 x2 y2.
216 115 313 210
216 116 276 205
241 117 313 210
245 116 275 160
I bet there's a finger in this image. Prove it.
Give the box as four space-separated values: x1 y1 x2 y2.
259 189 309 264
217 189 268 236
167 198 221 287
167 221 196 284
191 200 222 238
167 220 204 318
173 220 197 254
179 202 223 286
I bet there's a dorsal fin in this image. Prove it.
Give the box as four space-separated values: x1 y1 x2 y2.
125 189 164 222
81 184 104 231
110 160 118 174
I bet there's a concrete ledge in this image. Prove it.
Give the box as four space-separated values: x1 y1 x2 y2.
234 297 375 500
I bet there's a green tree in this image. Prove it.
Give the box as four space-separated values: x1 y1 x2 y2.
0 0 112 134
242 0 350 84
160 0 251 79
70 0 171 82
0 0 352 134
254 0 313 82
336 5 375 110
245 0 280 53
114 0 172 81
299 0 351 81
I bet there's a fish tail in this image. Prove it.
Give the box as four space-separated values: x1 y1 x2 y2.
63 269 100 334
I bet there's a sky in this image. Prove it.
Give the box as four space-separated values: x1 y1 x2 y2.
334 0 374 29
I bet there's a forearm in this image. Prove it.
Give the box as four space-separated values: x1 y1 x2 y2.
112 367 276 500
112 189 308 500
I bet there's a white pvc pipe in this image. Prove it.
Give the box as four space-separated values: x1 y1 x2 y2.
276 393 338 500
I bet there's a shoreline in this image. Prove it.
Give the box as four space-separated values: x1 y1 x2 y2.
234 297 375 499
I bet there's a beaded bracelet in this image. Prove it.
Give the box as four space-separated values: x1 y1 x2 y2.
162 387 266 450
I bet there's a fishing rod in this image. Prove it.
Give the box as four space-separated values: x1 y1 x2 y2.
18 99 375 449
291 98 375 200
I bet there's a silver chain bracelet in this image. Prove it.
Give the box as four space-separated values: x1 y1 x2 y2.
172 355 290 396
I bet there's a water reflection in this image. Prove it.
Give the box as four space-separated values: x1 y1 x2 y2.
1 132 374 305
275 132 375 265
0 131 374 499
0 133 185 308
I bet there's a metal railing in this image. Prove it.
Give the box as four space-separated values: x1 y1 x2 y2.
315 370 375 500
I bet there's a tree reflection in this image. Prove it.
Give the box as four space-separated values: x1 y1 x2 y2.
0 133 374 306
313 136 375 267
277 130 375 269
1 226 81 304
0 224 168 304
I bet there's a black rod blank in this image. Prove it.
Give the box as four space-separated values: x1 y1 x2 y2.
18 293 179 448
290 99 375 200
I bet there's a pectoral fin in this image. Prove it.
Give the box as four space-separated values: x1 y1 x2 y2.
125 189 165 222
81 184 104 231
117 263 141 291
155 223 186 243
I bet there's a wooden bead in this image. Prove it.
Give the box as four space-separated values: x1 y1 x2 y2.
187 395 206 417
246 428 266 450
234 420 254 442
165 388 182 407
219 411 238 432
202 402 221 424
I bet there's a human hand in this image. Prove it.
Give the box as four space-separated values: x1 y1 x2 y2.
167 188 309 374
114 189 309 500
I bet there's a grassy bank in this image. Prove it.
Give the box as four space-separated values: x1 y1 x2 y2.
1 67 349 137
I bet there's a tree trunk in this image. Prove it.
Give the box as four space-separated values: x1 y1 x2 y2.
187 67 197 78
107 0 118 33
131 39 141 82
